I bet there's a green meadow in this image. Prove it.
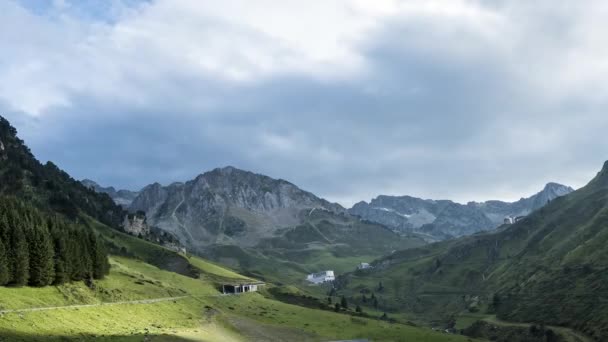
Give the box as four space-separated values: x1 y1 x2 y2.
0 251 480 341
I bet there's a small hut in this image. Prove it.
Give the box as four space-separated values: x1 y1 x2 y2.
221 282 265 294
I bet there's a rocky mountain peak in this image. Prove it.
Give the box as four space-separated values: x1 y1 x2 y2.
128 166 345 248
543 182 573 193
588 160 608 188
600 160 608 177
81 178 99 188
214 165 239 175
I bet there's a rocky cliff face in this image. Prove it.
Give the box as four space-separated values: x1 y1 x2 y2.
121 212 150 236
129 166 346 249
349 183 574 240
81 179 139 207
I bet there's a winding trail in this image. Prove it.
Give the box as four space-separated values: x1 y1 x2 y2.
0 296 189 315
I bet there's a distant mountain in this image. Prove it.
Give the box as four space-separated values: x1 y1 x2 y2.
128 166 424 282
340 161 608 339
349 182 574 240
130 166 347 249
81 179 139 207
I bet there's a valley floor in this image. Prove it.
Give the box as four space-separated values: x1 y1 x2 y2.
0 256 477 342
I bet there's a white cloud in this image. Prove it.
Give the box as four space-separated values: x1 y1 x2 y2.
2 0 608 206
0 0 507 115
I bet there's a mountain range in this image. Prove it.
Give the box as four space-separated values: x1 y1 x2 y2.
350 182 573 240
85 166 420 283
86 170 572 245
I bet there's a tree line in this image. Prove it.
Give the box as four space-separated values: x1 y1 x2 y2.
0 197 110 287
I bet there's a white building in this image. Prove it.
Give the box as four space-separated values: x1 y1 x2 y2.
504 217 514 225
357 262 372 270
306 270 335 284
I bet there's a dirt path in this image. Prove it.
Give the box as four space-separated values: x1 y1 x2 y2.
0 296 189 315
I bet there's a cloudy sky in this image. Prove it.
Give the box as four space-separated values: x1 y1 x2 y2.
2 0 608 206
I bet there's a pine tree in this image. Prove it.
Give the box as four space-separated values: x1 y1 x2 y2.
0 237 9 285
28 224 55 286
89 232 109 279
0 197 110 288
50 223 69 284
0 214 9 247
68 229 86 280
79 230 93 280
9 223 29 286
341 296 348 309
355 305 362 314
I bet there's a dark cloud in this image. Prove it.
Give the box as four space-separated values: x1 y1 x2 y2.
2 1 608 206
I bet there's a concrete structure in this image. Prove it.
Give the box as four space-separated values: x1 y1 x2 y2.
357 262 372 270
306 270 335 284
221 282 265 294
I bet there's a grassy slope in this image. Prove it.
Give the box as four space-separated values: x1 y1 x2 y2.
0 221 476 342
338 163 608 339
0 256 477 342
204 209 426 287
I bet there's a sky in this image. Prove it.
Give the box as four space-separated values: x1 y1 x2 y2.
1 0 608 207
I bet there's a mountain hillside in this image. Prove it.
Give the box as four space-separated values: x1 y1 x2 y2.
339 161 608 339
349 182 573 240
0 116 125 228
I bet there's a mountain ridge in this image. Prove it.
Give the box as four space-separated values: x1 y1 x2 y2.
128 165 347 249
81 179 139 207
349 182 574 240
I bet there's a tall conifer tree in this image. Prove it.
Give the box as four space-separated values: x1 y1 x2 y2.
9 223 29 286
28 224 55 286
0 238 9 285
